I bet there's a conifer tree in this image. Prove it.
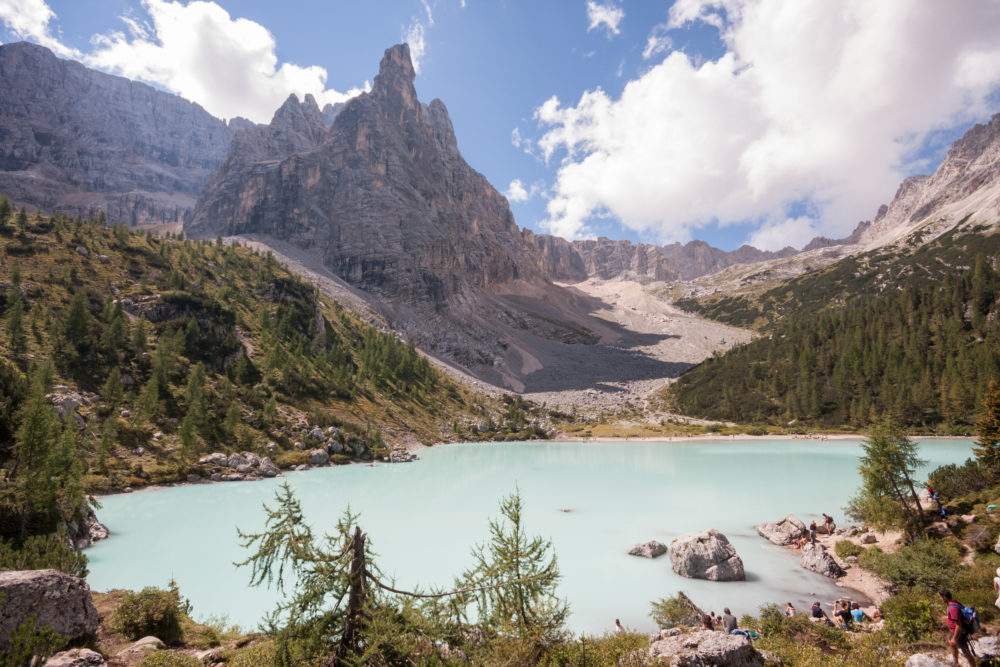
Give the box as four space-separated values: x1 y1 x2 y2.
974 379 1000 474
0 194 11 226
7 293 25 350
847 421 927 531
183 362 207 429
101 367 124 409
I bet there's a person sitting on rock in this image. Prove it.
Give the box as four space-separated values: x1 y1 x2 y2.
850 602 870 624
722 608 738 634
615 618 625 633
785 602 796 617
810 601 833 626
834 601 853 629
701 614 714 630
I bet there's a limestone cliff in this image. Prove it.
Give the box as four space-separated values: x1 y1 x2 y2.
189 44 541 302
0 41 236 223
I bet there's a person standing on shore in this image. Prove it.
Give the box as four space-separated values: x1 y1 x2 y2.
809 520 817 545
939 589 976 667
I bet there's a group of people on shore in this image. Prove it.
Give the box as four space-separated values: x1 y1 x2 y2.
700 607 754 639
802 598 882 630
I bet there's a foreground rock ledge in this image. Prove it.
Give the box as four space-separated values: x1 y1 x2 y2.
649 629 762 665
669 529 746 581
0 569 99 649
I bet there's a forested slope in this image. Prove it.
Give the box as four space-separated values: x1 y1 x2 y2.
671 227 1000 429
0 197 546 564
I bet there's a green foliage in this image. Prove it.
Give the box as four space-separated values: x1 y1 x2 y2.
834 540 863 559
649 595 699 628
0 532 88 577
135 653 202 667
880 589 938 642
110 583 189 643
538 632 647 666
0 614 67 667
927 458 991 499
672 233 1000 428
846 422 927 531
222 641 278 667
857 539 961 590
454 491 569 648
974 379 1000 472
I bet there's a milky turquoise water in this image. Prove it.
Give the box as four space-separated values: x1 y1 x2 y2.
85 438 973 635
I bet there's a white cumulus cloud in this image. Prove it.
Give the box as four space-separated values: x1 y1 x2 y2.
83 0 366 122
586 1 624 36
0 0 77 56
403 20 426 73
535 0 1000 248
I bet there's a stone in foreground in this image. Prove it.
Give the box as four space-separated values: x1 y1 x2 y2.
905 655 952 667
628 540 668 558
43 648 106 666
800 543 845 578
648 629 762 665
754 514 807 545
669 529 745 581
0 569 98 649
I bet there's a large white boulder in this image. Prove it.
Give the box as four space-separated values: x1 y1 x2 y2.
754 514 807 545
648 629 762 665
800 543 845 578
669 529 745 581
0 570 99 650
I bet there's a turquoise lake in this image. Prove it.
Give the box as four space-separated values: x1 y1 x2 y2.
85 438 973 635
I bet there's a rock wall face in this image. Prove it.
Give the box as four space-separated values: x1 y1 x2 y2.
0 569 99 649
526 234 800 284
188 44 542 306
0 41 235 223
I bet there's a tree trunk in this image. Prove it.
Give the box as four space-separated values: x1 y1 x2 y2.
330 527 366 666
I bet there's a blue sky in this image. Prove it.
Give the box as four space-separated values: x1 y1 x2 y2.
3 1 1000 251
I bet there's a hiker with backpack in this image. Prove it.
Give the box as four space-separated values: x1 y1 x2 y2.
939 589 977 667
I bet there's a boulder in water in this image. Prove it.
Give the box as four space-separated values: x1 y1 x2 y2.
800 543 845 578
755 514 807 545
628 540 667 558
669 529 745 581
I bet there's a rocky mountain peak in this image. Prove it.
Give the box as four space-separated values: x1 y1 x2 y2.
371 44 420 121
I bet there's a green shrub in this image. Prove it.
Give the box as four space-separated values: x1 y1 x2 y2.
136 653 202 667
0 533 88 577
224 641 277 667
881 589 937 641
834 540 863 559
0 614 66 667
650 595 699 628
857 539 961 590
538 632 648 666
110 584 188 643
927 459 990 499
272 450 309 468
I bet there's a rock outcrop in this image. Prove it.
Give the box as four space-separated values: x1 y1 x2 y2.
186 44 660 391
755 514 807 546
0 41 237 223
669 529 745 581
43 648 106 666
628 540 668 558
800 543 845 578
905 655 952 667
648 629 762 666
0 569 99 649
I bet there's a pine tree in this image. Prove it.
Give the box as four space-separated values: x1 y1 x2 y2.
183 362 207 429
847 421 927 531
973 379 1000 474
7 293 25 350
101 367 124 409
457 490 568 647
0 195 11 226
8 364 59 539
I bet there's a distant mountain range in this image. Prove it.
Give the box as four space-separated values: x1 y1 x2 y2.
2 41 999 394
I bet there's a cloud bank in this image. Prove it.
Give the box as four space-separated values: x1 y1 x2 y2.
0 0 367 123
536 0 1000 249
